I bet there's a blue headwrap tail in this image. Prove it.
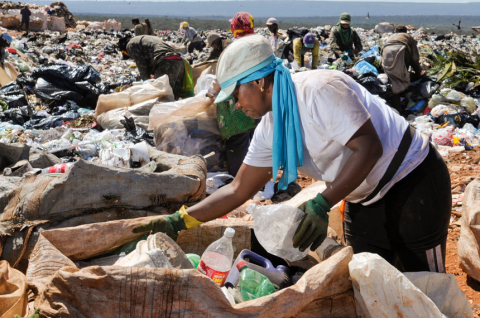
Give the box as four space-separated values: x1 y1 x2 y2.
238 57 303 190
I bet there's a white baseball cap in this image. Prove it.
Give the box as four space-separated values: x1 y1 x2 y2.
215 35 274 103
266 17 278 26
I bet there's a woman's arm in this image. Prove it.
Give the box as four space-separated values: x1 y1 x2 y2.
187 163 272 222
321 119 383 207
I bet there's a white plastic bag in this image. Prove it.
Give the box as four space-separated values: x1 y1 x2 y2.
349 253 447 318
247 204 308 261
432 126 454 146
349 253 473 318
194 74 216 95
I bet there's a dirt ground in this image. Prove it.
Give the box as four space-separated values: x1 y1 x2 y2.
445 148 480 317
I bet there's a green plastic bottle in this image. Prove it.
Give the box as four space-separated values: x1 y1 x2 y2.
236 260 276 301
187 253 201 269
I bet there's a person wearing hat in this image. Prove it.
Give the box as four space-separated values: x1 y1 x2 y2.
293 32 319 69
180 21 204 53
266 17 287 58
133 35 451 274
119 35 185 100
329 12 363 59
206 33 233 61
0 34 12 67
382 24 423 114
231 12 255 39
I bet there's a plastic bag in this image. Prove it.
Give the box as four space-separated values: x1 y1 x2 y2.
247 204 309 261
31 64 101 85
194 74 216 95
432 126 454 146
349 253 472 318
95 76 174 118
354 60 378 76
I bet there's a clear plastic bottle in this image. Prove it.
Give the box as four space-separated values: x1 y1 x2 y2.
236 260 276 301
197 227 235 286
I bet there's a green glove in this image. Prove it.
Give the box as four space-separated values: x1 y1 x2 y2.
293 193 330 252
132 211 187 241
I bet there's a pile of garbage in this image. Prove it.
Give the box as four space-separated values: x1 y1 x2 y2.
0 10 480 317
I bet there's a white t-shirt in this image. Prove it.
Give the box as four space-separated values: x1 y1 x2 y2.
244 70 430 205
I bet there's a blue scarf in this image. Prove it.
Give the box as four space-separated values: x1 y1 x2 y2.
235 56 303 190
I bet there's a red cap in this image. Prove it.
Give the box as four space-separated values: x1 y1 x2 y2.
236 260 248 271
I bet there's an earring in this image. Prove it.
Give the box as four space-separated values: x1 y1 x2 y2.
260 87 264 92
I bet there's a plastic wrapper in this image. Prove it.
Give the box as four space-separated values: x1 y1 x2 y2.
354 60 378 76
194 74 216 95
432 126 454 146
247 203 309 262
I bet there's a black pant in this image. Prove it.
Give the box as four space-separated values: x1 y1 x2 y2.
188 40 204 54
154 59 184 100
344 143 451 272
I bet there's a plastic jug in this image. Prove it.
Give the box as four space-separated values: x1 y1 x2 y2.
224 249 291 290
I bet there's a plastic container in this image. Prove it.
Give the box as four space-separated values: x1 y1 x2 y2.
41 162 74 174
224 249 291 290
236 260 277 301
187 253 200 269
197 227 235 286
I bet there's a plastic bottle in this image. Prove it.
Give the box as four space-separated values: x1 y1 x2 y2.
41 162 74 174
224 249 291 290
197 227 235 286
236 260 276 301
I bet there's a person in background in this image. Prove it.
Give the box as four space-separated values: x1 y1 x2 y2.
20 5 31 34
119 35 185 100
180 21 205 53
382 24 423 115
0 34 12 67
329 12 363 59
293 32 319 69
230 12 254 39
265 17 287 58
144 19 154 35
206 32 232 60
132 18 147 36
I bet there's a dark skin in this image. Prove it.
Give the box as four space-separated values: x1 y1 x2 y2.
267 24 279 36
189 76 383 222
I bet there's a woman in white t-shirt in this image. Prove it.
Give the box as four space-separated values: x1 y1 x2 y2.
133 35 451 273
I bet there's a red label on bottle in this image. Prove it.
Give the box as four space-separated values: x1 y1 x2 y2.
48 163 67 173
197 260 229 286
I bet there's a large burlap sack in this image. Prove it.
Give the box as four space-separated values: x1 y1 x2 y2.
192 61 217 86
31 9 48 31
458 179 480 281
374 22 395 34
95 75 174 118
29 18 44 32
0 153 207 267
0 15 20 29
0 260 27 318
26 218 356 317
48 16 65 33
96 98 158 130
104 20 121 32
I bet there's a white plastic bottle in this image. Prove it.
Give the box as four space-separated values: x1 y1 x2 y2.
197 227 235 286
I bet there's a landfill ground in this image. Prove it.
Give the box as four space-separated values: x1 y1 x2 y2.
445 148 480 317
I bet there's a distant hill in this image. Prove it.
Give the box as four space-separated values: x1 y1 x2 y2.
37 1 480 17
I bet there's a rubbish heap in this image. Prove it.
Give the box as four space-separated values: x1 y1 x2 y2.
0 10 479 317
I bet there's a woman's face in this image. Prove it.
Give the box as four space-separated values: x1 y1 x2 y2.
231 80 272 119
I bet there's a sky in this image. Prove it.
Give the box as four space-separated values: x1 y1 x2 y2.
133 0 469 2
